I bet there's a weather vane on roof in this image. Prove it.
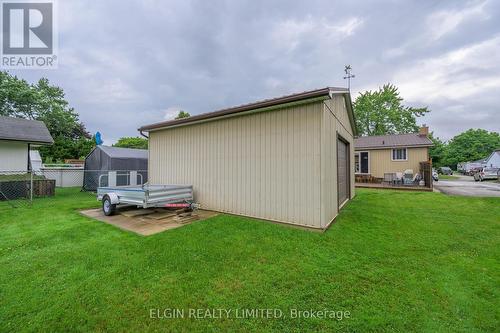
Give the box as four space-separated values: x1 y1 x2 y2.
343 65 355 90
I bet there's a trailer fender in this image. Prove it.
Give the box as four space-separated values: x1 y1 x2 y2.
104 192 120 204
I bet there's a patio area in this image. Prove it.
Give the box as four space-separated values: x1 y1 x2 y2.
355 182 433 191
355 168 433 192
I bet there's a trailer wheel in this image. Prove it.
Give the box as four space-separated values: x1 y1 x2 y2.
102 195 116 216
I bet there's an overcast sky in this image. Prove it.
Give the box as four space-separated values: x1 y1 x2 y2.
10 0 500 143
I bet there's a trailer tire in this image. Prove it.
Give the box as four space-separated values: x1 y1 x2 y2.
102 195 116 216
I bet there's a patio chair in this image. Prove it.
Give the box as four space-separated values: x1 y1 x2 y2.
403 169 414 185
395 172 403 185
413 173 422 185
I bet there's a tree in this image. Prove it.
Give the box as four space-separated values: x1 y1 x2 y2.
0 71 93 162
0 71 38 118
42 136 94 163
175 110 190 119
353 84 430 136
428 132 446 167
113 137 148 149
442 129 500 169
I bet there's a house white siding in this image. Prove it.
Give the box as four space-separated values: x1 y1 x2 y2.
0 141 28 172
29 150 42 172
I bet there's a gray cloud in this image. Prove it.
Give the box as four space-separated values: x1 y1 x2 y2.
10 0 500 142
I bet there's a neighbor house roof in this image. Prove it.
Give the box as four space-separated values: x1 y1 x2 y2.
0 116 53 144
484 150 500 162
98 145 148 159
355 133 433 150
139 87 357 134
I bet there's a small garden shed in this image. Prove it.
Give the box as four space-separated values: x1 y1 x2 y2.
0 116 53 172
83 145 148 191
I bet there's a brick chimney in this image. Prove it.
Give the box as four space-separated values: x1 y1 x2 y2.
419 125 429 136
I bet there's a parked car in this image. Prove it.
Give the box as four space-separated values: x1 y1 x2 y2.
473 168 499 181
439 167 453 175
468 167 482 176
432 168 439 181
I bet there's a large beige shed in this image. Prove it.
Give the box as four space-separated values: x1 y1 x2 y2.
139 87 357 230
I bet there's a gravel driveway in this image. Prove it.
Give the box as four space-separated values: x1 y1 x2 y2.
434 175 500 197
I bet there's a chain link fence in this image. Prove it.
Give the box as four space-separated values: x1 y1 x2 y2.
0 171 35 209
0 169 148 211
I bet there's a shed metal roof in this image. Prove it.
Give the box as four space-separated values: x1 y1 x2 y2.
98 145 148 159
355 133 433 150
139 87 356 134
0 116 53 144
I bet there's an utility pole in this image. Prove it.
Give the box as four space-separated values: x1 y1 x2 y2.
343 65 355 90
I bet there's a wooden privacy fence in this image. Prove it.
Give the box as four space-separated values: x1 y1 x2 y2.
32 179 56 197
419 161 433 188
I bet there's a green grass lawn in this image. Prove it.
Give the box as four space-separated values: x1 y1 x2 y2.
439 174 461 180
0 188 499 332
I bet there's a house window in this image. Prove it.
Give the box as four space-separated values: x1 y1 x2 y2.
392 148 407 161
355 153 360 173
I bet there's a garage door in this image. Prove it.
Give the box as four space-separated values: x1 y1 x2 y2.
337 137 350 207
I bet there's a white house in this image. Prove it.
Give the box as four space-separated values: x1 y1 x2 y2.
0 116 54 172
483 150 500 168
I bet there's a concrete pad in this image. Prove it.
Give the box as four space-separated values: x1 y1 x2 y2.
80 208 219 236
120 208 156 217
147 211 177 220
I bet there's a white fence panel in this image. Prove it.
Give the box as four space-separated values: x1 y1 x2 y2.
41 167 84 188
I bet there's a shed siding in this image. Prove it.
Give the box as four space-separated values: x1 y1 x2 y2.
149 101 323 228
359 147 429 178
0 141 28 172
320 96 355 228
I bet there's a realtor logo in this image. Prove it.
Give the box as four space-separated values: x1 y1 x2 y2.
1 0 57 68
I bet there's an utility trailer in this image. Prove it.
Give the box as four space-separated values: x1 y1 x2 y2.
97 184 194 216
